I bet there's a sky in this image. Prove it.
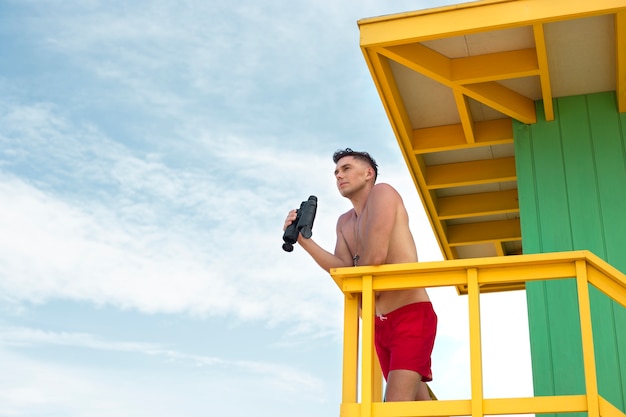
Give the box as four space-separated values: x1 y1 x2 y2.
0 1 534 416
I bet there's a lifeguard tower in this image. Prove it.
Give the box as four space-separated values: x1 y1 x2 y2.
330 1 626 416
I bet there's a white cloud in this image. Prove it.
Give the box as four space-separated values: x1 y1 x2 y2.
0 344 329 417
0 325 323 388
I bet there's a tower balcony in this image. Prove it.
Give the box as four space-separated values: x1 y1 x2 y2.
330 250 626 417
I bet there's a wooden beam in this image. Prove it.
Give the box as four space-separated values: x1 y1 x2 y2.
358 0 626 47
437 189 520 219
533 23 555 120
452 48 540 84
426 157 517 189
380 44 537 123
462 81 537 124
454 91 475 143
412 118 513 153
381 43 452 85
447 218 521 245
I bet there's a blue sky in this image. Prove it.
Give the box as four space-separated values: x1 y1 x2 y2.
0 1 534 416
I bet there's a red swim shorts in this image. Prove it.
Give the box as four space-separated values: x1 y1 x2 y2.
374 301 437 382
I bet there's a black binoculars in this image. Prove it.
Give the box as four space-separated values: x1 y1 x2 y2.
282 195 318 252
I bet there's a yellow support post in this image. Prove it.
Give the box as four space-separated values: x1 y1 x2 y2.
342 294 360 407
361 274 375 417
467 268 484 417
575 260 600 417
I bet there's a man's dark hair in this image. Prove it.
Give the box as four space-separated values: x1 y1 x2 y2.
333 148 378 181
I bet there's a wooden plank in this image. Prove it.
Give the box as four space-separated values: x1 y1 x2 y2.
484 395 588 414
412 118 513 153
447 218 521 245
452 48 540 84
426 157 517 189
533 23 554 121
463 81 536 124
437 189 519 219
358 0 626 47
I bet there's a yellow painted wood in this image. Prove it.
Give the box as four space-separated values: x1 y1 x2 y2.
373 357 383 403
467 268 485 417
426 157 517 189
616 11 626 113
331 250 626 295
447 218 521 245
379 45 536 123
494 242 505 257
342 294 360 404
334 251 626 417
411 118 513 153
454 90 475 143
478 262 577 283
358 0 626 47
413 123 466 152
360 275 375 417
586 267 626 309
331 251 594 282
372 398 471 417
437 189 519 219
381 43 452 84
472 118 514 143
533 23 555 120
340 403 360 417
452 48 540 84
584 251 626 284
483 395 589 414
462 81 536 124
600 396 626 417
575 261 600 417
357 395 601 417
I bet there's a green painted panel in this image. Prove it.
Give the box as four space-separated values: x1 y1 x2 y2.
514 110 557 394
514 91 626 413
586 93 626 410
587 93 626 270
558 96 605 254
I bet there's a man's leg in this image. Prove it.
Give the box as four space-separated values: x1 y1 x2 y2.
384 369 432 401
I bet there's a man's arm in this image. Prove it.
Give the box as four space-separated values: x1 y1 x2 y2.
298 214 354 271
358 183 400 266
284 209 353 272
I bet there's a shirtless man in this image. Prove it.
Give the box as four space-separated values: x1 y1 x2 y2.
283 148 437 402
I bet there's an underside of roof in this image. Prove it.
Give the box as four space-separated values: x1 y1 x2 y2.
359 0 626 292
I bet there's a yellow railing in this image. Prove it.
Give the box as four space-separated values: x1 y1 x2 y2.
330 250 626 417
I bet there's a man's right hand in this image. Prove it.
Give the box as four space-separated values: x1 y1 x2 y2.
283 209 298 232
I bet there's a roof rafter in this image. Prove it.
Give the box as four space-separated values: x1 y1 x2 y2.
379 43 537 123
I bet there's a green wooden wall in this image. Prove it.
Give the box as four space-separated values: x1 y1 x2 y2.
514 91 626 412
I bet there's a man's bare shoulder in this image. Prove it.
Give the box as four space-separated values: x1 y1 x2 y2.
370 183 402 202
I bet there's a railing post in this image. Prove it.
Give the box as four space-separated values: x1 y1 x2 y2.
467 267 484 417
341 292 360 415
361 274 375 417
575 260 600 417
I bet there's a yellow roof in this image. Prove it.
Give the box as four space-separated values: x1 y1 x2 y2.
359 0 626 270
